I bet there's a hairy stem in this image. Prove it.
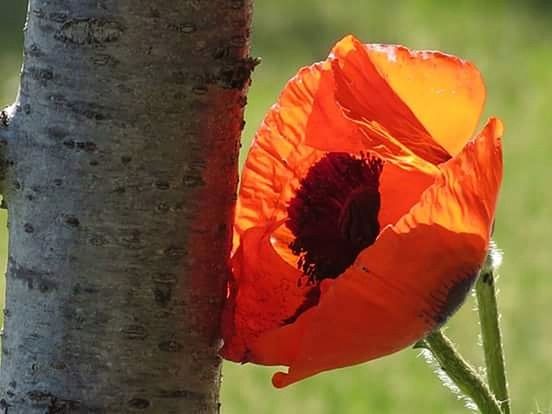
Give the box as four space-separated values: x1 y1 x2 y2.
421 330 502 414
476 252 510 414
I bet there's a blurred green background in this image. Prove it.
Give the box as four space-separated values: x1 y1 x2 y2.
1 1 551 413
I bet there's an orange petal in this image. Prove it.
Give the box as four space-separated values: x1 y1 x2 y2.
221 222 317 362
249 118 503 387
366 44 486 156
396 117 504 237
320 35 451 165
378 163 435 228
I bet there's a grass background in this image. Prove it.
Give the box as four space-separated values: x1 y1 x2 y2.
1 1 551 413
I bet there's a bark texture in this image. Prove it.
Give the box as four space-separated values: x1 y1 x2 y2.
0 1 253 412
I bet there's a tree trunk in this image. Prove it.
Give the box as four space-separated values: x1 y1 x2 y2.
0 1 253 412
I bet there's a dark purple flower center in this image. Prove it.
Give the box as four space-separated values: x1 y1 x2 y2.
287 152 383 282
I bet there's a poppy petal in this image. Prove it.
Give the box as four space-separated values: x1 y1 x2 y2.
396 117 503 237
366 43 486 156
378 163 435 228
248 118 503 387
221 222 317 362
317 35 451 165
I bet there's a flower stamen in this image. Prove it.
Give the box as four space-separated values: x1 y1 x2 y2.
287 152 383 282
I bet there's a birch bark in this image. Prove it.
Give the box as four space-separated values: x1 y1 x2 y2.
0 1 253 412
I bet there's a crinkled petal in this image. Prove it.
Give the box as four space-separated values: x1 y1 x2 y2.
234 64 327 241
248 118 503 387
308 35 451 166
366 43 486 156
221 222 317 362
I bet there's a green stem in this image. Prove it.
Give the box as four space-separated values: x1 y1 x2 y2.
476 257 511 414
422 330 502 414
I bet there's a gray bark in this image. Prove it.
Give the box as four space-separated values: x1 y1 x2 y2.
0 1 253 413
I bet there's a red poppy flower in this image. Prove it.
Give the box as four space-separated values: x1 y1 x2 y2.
221 35 503 388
